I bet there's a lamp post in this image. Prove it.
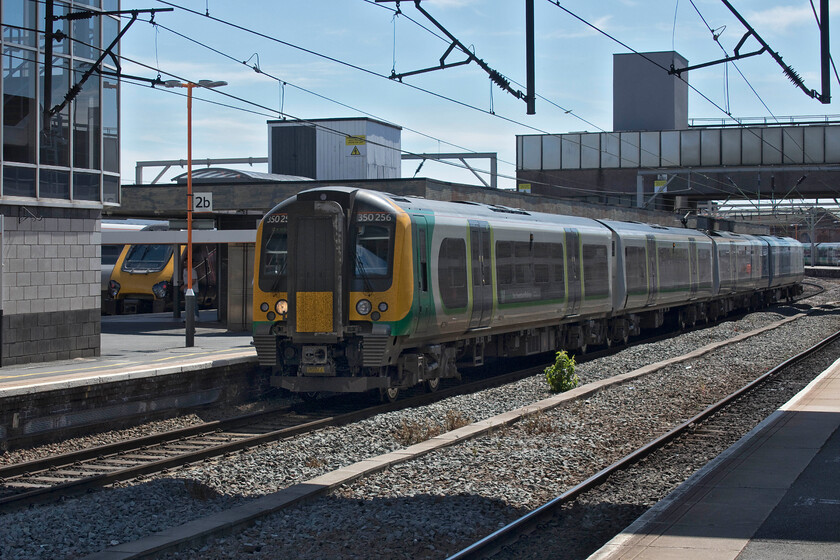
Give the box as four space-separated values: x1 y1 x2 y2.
164 79 227 347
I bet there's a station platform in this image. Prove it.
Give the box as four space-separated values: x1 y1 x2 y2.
0 312 259 446
590 355 840 559
0 311 256 394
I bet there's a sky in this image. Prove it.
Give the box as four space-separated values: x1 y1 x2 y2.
117 0 840 189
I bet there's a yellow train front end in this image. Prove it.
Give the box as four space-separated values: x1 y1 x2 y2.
107 243 178 313
252 187 415 395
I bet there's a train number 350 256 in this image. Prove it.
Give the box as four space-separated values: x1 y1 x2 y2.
356 212 393 222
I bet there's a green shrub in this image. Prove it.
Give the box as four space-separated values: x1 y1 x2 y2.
545 350 579 392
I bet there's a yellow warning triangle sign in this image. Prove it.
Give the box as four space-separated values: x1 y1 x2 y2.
350 146 361 156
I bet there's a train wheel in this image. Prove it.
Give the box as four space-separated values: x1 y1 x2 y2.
380 386 400 403
425 378 440 393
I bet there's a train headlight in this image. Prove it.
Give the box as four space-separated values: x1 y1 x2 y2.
356 299 372 316
378 302 388 312
260 302 270 312
152 281 169 299
276 299 288 315
108 280 120 298
267 312 276 321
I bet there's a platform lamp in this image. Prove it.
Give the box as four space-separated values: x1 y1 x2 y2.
164 79 227 347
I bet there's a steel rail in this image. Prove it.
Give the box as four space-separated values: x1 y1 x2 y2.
0 287 821 512
0 361 550 511
447 326 840 560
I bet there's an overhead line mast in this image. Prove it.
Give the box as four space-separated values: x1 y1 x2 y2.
376 0 536 114
671 0 830 104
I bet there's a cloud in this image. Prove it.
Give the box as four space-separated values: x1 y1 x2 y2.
543 15 614 40
746 4 839 34
425 0 479 8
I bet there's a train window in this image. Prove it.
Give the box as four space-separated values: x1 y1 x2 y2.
355 225 391 277
582 244 608 298
698 248 712 289
533 243 551 284
350 209 395 292
625 246 647 296
656 245 689 290
514 242 531 284
496 241 513 286
122 244 174 273
262 226 289 280
672 248 689 290
496 240 564 304
438 238 468 309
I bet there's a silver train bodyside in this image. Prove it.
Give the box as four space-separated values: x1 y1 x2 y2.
252 187 804 395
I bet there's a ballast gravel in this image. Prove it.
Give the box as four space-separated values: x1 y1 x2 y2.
1 278 839 559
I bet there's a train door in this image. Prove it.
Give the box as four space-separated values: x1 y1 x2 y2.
413 215 434 333
565 229 581 315
689 238 698 297
468 220 492 330
288 201 344 340
646 234 658 306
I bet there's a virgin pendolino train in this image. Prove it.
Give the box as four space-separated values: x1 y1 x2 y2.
252 187 804 399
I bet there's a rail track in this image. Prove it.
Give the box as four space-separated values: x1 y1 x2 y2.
447 322 840 560
0 359 555 512
0 284 824 514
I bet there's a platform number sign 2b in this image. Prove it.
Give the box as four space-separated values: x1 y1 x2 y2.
193 192 213 213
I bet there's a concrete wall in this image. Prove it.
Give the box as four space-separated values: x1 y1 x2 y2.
1 206 101 365
613 51 688 132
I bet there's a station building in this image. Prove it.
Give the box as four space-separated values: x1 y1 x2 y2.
1 0 120 364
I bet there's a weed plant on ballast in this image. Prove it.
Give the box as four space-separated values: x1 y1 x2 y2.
545 350 579 392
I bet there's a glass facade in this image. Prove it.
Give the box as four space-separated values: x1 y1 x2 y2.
1 0 119 203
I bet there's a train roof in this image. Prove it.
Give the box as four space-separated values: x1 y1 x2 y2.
598 219 710 239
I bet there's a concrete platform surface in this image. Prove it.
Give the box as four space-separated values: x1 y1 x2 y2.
589 355 840 560
0 311 256 394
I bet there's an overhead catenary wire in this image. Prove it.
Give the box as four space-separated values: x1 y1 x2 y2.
133 12 680 197
139 13 753 201
367 0 821 203
13 1 833 204
116 8 776 203
358 0 770 199
542 0 840 203
42 2 839 204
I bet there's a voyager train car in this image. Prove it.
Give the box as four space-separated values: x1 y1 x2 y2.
252 187 804 400
106 225 218 314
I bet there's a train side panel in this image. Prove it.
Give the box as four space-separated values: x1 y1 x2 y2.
252 187 806 398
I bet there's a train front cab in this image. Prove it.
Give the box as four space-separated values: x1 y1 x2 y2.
252 188 417 394
107 239 217 314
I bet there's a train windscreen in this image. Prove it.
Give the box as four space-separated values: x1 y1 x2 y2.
259 222 287 293
351 214 394 292
122 244 174 273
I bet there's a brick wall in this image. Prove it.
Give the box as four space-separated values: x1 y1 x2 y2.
1 206 101 365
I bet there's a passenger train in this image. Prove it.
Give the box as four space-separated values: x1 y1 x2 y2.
252 187 804 400
104 223 218 314
804 242 840 266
